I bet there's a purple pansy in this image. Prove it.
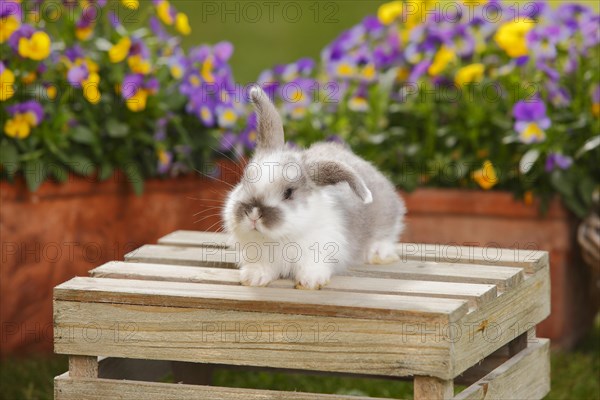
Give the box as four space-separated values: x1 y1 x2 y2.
513 98 551 143
545 153 573 172
7 100 44 125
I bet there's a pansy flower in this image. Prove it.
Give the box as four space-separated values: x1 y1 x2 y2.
156 148 173 174
348 85 369 113
592 84 600 118
526 25 564 61
122 73 158 112
4 100 44 139
512 99 550 144
16 28 52 61
545 153 573 172
472 160 498 190
0 0 21 43
494 18 534 58
0 61 15 101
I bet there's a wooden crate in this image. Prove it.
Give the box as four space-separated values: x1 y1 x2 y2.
53 230 551 399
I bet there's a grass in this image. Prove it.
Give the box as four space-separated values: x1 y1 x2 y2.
1 315 598 400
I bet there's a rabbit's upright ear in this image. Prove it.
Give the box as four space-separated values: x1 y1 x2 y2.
306 160 373 204
249 86 284 152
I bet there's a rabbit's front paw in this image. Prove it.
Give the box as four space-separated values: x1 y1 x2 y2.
367 241 400 265
294 267 331 290
239 264 277 287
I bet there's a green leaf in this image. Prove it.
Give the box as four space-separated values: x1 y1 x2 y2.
106 119 130 138
577 177 596 210
98 161 114 181
23 158 46 192
123 162 144 195
70 126 96 144
49 163 68 183
68 155 95 177
0 141 19 178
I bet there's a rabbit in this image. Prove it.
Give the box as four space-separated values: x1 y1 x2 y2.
222 86 406 290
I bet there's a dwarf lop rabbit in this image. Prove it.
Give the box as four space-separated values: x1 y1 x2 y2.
223 86 406 290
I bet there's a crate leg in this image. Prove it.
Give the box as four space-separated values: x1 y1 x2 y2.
69 356 98 378
414 376 453 400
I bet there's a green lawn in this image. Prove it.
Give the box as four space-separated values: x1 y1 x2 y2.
1 315 598 400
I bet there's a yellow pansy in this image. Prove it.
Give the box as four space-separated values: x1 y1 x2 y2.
82 72 101 104
75 25 94 41
377 1 402 25
175 13 191 35
0 15 20 43
455 63 485 88
472 160 498 190
126 89 148 112
494 19 534 58
348 97 369 112
109 37 131 63
156 0 174 25
21 71 36 85
336 62 356 78
592 103 600 118
46 85 57 100
428 46 455 76
128 55 151 75
520 123 546 143
18 31 52 61
4 114 31 139
0 68 16 101
170 65 183 79
201 57 215 84
361 63 376 81
121 0 139 10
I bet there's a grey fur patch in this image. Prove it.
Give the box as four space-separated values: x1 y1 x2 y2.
235 198 284 229
306 160 371 202
249 86 284 152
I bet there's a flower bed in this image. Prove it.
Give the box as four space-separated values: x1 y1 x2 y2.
1 0 598 216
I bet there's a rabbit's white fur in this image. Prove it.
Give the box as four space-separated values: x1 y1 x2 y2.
223 86 405 289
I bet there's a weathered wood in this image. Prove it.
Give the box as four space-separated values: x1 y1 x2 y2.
90 262 498 308
54 372 384 400
454 339 550 400
69 356 97 378
451 268 550 377
156 230 548 273
124 246 524 291
54 277 469 322
414 376 453 400
54 300 457 378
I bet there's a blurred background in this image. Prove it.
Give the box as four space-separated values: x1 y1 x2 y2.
1 0 599 399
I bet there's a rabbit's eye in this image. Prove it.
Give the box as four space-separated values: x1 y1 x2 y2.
283 187 294 200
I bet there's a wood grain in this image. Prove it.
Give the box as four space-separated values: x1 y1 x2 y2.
55 277 468 322
54 300 456 378
90 261 498 308
454 339 550 400
414 376 453 400
69 356 97 378
155 230 548 273
54 373 384 400
124 245 524 291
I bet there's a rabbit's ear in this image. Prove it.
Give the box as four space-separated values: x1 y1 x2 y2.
306 160 373 204
249 86 284 152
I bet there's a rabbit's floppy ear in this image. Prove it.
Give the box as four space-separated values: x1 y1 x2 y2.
306 160 373 204
249 86 284 152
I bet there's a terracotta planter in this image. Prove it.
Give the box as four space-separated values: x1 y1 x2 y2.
0 166 595 356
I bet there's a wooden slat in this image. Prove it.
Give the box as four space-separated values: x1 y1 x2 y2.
54 301 457 378
125 246 524 291
157 230 548 273
91 262 498 308
54 372 384 400
454 339 550 400
451 267 550 377
69 356 97 378
55 277 468 322
126 244 237 268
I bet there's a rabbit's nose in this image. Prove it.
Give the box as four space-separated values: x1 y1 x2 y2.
248 207 262 221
